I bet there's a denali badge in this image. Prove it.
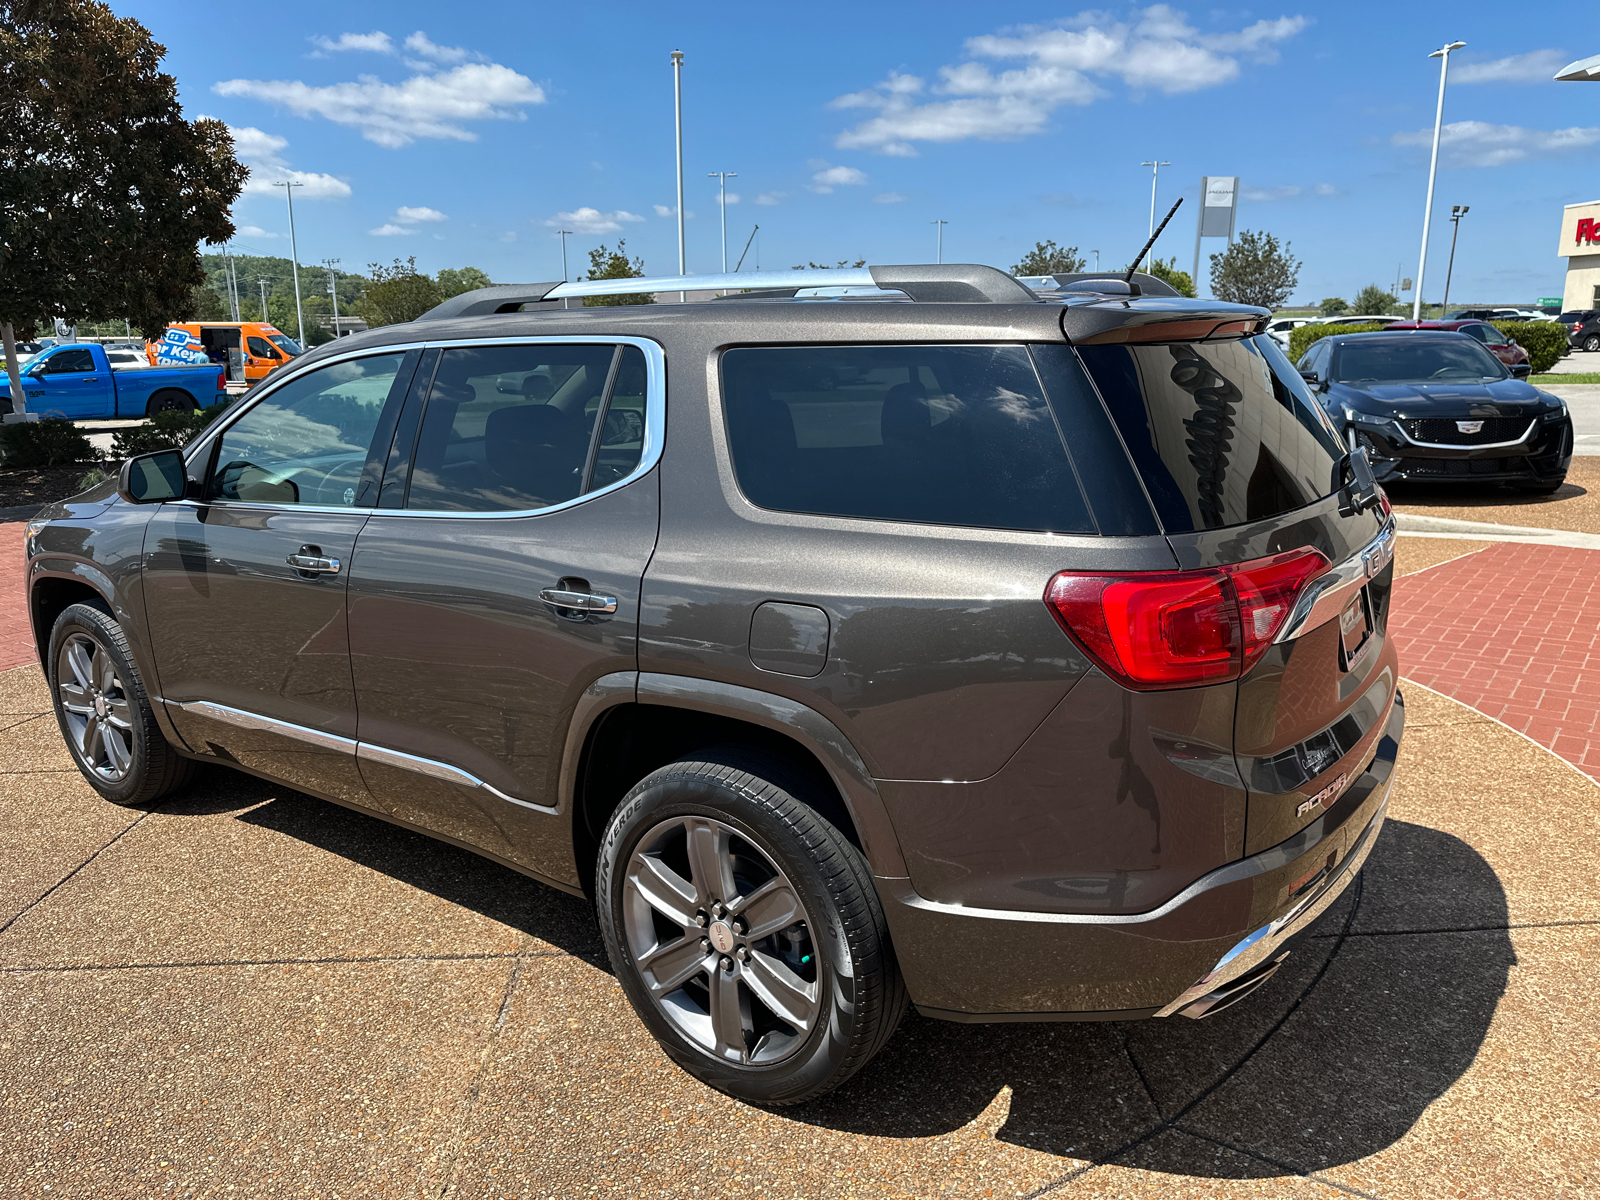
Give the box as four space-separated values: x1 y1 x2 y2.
1296 773 1347 818
1456 420 1485 434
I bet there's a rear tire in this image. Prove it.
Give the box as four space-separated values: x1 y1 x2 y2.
1583 334 1599 353
146 390 196 417
47 602 196 806
596 748 907 1105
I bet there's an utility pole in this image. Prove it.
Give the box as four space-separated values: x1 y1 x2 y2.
1092 250 1100 272
1441 205 1469 316
556 229 574 280
1413 40 1466 319
709 172 738 273
932 219 947 264
672 50 686 302
1141 160 1171 270
275 180 306 345
258 278 270 323
322 258 341 336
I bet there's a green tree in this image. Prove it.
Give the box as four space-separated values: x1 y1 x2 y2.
354 257 442 326
1012 241 1085 276
436 267 494 299
1208 230 1300 310
584 241 653 307
1320 296 1349 316
792 260 868 270
186 284 228 322
0 0 246 407
1350 284 1398 316
1145 256 1196 298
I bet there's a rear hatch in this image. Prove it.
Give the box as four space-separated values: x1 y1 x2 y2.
1068 326 1396 858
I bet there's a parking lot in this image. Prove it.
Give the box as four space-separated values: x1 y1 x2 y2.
0 465 1595 1199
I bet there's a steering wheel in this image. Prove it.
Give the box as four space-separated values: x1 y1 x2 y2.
300 454 367 506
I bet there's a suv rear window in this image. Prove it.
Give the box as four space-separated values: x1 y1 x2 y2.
720 345 1095 534
1076 336 1344 532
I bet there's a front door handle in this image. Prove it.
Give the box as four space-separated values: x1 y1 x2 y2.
538 587 617 614
287 552 341 575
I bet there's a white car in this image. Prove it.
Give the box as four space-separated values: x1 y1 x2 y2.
1265 316 1315 351
103 347 153 369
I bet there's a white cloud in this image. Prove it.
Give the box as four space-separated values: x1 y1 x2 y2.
216 121 352 198
403 31 483 66
396 205 447 222
311 31 393 55
1454 49 1567 84
545 207 645 235
833 6 1308 154
234 224 278 238
653 204 695 218
369 223 412 236
873 191 908 204
214 61 545 148
1391 119 1600 168
1313 182 1342 197
810 162 868 193
1242 183 1301 201
500 231 518 243
716 192 740 207
754 191 786 206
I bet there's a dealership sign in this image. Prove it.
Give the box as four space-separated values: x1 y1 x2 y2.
1577 218 1600 246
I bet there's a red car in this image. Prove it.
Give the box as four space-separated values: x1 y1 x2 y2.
1384 320 1531 376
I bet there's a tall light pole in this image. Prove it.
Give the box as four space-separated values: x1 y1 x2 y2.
1413 40 1466 319
322 258 341 336
1141 160 1171 270
671 50 686 302
258 278 270 323
1092 249 1100 272
1441 205 1469 316
275 180 306 345
556 229 574 280
709 172 738 272
932 219 947 264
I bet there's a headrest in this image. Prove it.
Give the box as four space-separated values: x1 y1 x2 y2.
485 403 572 448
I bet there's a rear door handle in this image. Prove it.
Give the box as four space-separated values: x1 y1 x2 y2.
287 553 341 575
538 588 617 614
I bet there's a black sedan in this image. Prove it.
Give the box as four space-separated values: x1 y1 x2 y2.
1296 330 1571 493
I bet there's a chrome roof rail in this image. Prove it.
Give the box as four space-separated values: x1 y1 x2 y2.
416 263 1039 321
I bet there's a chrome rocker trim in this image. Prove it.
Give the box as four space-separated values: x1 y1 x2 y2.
165 699 557 815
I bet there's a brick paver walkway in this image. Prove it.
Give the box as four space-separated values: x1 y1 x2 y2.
1390 540 1600 781
0 522 32 672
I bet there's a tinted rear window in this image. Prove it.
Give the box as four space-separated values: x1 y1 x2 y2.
1077 335 1344 532
720 345 1096 534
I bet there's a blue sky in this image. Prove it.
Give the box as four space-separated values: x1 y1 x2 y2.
122 1 1599 304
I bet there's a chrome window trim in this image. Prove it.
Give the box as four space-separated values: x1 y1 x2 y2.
1394 418 1535 451
177 334 666 521
166 698 557 815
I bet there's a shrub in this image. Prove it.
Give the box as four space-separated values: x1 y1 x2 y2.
1287 322 1382 364
109 402 229 459
0 417 98 468
1492 321 1567 373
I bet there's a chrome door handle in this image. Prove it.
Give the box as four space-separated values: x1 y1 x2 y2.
538 588 617 613
286 553 341 574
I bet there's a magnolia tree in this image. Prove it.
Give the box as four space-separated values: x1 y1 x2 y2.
0 0 245 412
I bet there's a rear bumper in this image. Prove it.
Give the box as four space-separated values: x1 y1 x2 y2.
881 691 1403 1021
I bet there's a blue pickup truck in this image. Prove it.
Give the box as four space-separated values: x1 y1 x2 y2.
1 343 228 419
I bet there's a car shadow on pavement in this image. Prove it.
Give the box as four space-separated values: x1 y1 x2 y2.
783 820 1513 1179
1386 479 1587 508
158 767 609 966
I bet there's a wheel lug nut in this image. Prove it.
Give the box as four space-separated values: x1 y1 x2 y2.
733 918 746 934
711 902 725 918
735 946 749 962
700 938 711 951
694 913 707 927
720 955 733 972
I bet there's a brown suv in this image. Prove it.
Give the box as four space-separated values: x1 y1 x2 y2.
24 264 1402 1104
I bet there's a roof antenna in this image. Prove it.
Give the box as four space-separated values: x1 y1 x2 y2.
1125 196 1184 285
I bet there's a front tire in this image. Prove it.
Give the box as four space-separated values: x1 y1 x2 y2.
596 749 906 1105
1583 334 1599 353
48 602 195 806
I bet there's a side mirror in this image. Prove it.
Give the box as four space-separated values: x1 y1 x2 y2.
118 449 187 504
1511 363 1531 379
1298 368 1320 385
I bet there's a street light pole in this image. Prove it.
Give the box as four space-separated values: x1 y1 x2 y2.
932 219 947 264
275 180 306 345
1441 205 1469 316
709 172 737 272
258 278 270 323
556 229 574 280
1413 40 1466 320
1141 160 1171 270
672 50 686 302
1092 249 1100 272
323 258 341 336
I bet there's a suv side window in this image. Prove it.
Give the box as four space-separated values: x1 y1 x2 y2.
720 344 1096 534
403 343 623 512
208 352 409 507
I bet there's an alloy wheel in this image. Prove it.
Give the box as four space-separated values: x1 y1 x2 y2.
622 815 821 1066
56 633 135 782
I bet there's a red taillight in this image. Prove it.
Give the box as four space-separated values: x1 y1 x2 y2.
1044 547 1329 691
217 370 227 393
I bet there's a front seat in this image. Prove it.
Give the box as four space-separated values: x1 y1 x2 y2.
484 404 586 506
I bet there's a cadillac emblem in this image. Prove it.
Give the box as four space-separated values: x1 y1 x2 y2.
1456 420 1484 434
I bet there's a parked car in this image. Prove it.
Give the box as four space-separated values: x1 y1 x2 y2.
25 265 1401 1104
0 342 226 418
102 347 153 369
1265 315 1315 350
1383 320 1531 375
1559 310 1600 350
1311 314 1409 326
1297 329 1570 492
148 321 302 382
